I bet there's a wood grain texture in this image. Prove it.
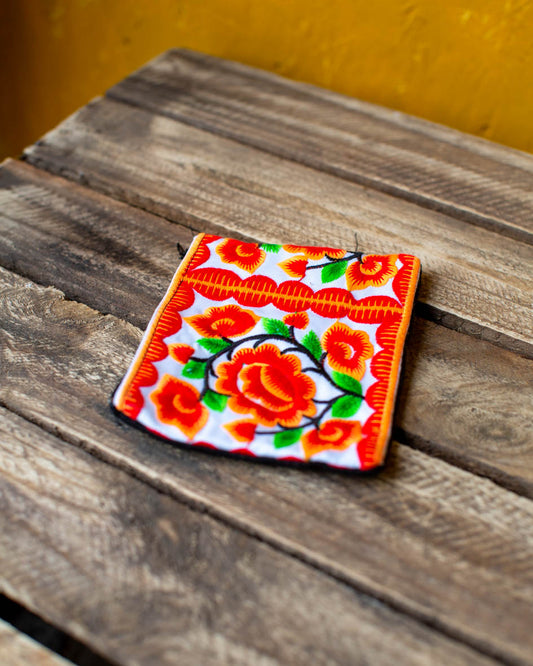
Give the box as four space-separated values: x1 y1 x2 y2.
21 98 533 355
0 267 532 664
0 409 500 666
0 159 194 329
106 49 533 245
396 317 533 491
1 159 531 494
0 620 72 666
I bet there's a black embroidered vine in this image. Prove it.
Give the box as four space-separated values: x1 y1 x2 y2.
181 318 366 443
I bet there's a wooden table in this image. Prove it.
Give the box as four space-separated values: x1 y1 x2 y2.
1 49 532 666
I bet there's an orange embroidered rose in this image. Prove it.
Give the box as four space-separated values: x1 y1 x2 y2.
283 245 347 260
185 304 260 338
346 254 398 290
150 375 208 439
216 239 266 273
322 323 374 379
215 343 316 427
302 419 362 459
283 312 309 329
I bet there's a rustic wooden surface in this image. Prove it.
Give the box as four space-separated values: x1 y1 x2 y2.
1 49 532 665
1 160 532 495
108 50 533 246
0 406 503 666
24 97 533 356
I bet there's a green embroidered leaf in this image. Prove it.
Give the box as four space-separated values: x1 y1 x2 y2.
197 338 231 354
260 243 282 253
202 389 228 412
332 371 363 395
331 394 363 418
263 318 291 338
182 359 207 379
301 330 322 360
274 428 303 448
321 260 348 284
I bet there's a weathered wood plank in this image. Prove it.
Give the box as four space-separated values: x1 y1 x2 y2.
0 159 193 328
0 408 500 666
397 317 533 490
0 267 531 664
22 99 533 355
0 619 72 666
107 49 533 244
1 160 531 494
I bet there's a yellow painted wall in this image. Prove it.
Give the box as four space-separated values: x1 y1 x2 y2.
2 0 533 159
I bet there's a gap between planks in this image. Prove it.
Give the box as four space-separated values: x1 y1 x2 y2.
0 266 532 664
0 618 76 666
1 159 531 497
105 48 533 246
0 597 113 666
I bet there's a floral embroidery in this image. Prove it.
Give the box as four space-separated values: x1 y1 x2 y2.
283 312 309 329
164 312 368 452
185 304 259 338
279 247 364 284
301 419 362 459
278 256 308 279
346 254 398 290
225 419 258 443
169 343 194 364
216 344 316 428
113 233 420 470
283 245 347 260
150 374 208 439
216 238 266 273
322 323 374 379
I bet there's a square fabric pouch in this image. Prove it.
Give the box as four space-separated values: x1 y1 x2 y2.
112 234 420 471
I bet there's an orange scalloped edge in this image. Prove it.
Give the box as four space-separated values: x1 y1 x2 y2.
114 233 206 414
358 255 420 470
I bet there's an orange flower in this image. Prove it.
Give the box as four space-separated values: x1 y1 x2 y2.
283 312 309 329
283 245 346 260
278 256 308 278
346 254 398 290
169 343 194 364
225 419 258 443
215 343 316 427
302 419 362 459
185 304 259 338
322 323 374 379
150 375 208 439
216 239 266 273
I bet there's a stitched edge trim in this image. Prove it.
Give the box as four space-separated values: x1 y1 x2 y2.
113 233 205 412
369 257 421 469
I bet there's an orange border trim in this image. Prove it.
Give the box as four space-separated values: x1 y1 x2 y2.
114 233 206 412
369 256 421 468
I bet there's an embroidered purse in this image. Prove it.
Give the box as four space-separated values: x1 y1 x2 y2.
112 234 420 470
